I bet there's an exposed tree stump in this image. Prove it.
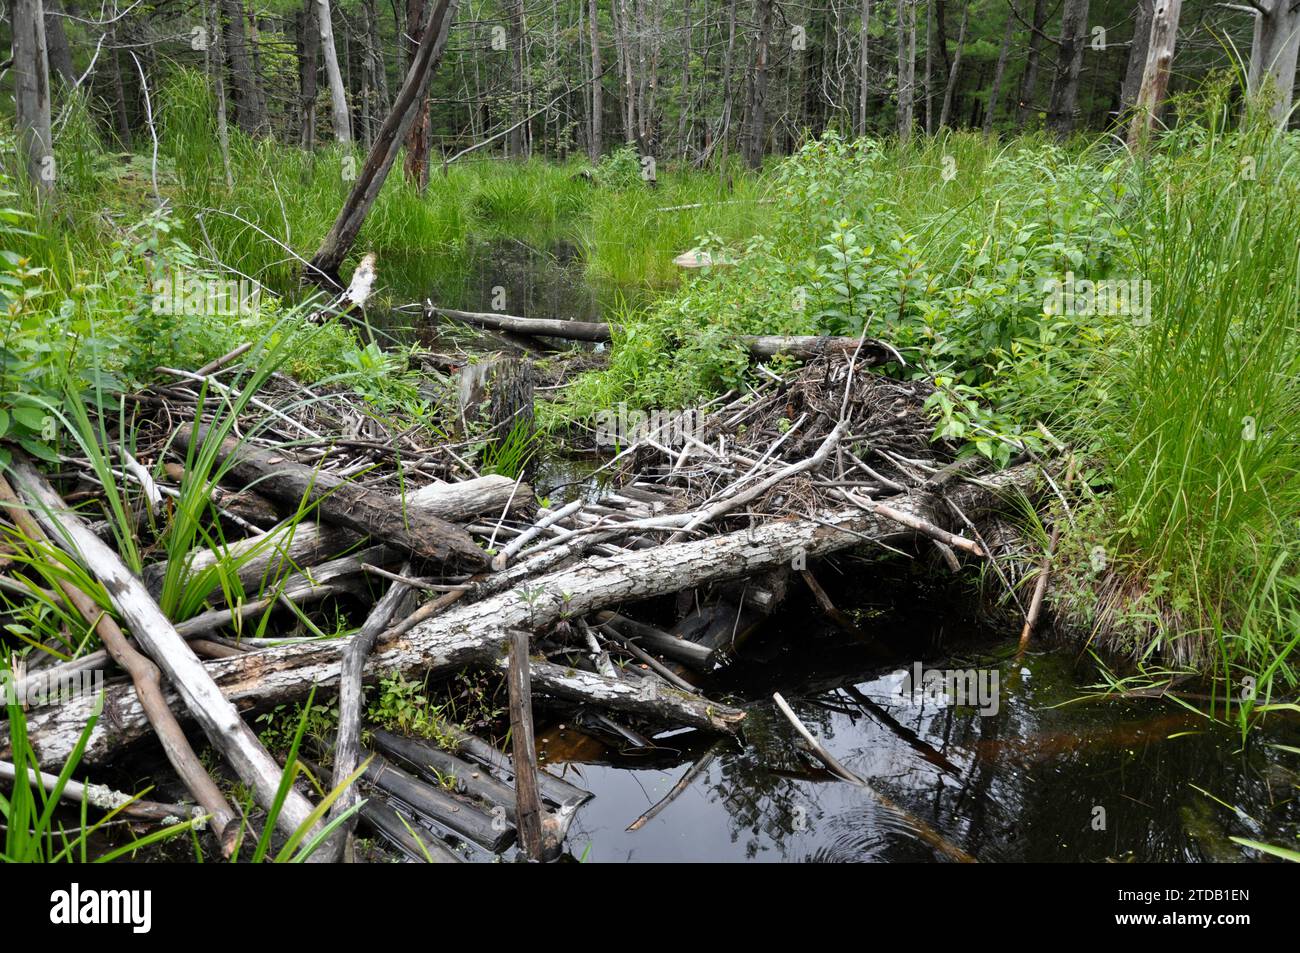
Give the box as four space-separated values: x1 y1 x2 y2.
457 355 536 457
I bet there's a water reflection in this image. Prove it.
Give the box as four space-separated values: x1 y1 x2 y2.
556 586 1299 863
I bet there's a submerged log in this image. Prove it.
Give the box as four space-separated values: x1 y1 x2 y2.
17 465 1039 766
179 424 486 567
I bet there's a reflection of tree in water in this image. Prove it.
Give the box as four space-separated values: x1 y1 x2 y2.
703 705 840 860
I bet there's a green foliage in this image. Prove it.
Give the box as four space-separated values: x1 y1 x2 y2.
1 688 197 862
367 670 455 745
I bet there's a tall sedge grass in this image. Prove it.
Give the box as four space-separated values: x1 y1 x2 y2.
1090 115 1300 698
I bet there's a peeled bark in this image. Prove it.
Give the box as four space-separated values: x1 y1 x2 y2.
1126 0 1182 147
6 459 321 846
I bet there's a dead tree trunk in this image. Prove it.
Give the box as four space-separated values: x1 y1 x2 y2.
305 0 456 286
13 0 53 198
1126 0 1182 147
1246 0 1300 124
177 423 487 566
17 465 1039 767
1119 0 1154 115
7 459 322 846
315 0 352 143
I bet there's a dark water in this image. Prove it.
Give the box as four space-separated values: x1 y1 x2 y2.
373 238 618 348
539 578 1299 864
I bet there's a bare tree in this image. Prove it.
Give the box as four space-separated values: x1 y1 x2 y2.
315 0 352 142
1242 0 1300 124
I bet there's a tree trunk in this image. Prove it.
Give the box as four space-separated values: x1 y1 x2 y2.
299 0 320 149
1119 0 1154 115
306 0 457 285
1127 0 1183 146
1247 0 1300 124
221 0 262 135
1046 0 1090 137
507 0 527 157
983 3 1017 135
315 0 353 142
897 0 917 140
1017 0 1048 123
402 0 428 177
938 0 969 128
742 0 772 168
44 0 75 87
588 0 603 161
857 0 872 134
208 0 235 187
13 0 53 198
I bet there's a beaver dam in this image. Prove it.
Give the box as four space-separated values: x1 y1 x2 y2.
2 288 1293 865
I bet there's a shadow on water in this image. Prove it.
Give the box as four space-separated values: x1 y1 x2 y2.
543 569 1300 863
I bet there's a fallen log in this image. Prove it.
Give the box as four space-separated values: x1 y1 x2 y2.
507 629 547 860
592 610 714 669
0 759 205 827
430 307 903 366
178 424 487 567
16 465 1039 766
144 471 529 596
364 751 513 853
6 458 322 847
372 729 519 819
